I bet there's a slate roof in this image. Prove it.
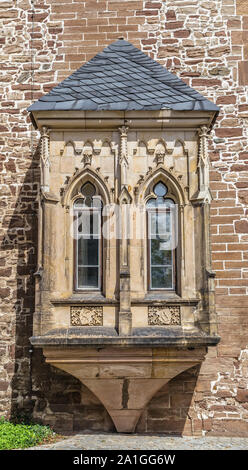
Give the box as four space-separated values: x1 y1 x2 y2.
28 39 219 113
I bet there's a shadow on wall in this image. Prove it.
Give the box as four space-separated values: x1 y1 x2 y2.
137 365 201 435
1 143 40 423
1 141 113 432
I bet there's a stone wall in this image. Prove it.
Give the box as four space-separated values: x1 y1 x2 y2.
0 0 248 435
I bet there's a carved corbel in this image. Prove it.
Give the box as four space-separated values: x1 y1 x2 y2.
40 126 50 192
154 152 165 166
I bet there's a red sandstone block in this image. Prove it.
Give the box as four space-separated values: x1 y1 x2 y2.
0 287 10 298
221 118 240 127
186 49 205 58
239 104 248 113
237 389 248 402
118 25 138 32
216 288 229 295
166 10 176 20
236 184 248 190
238 152 248 160
230 288 247 294
161 39 179 45
142 39 156 45
211 216 239 225
209 170 222 181
231 31 247 45
52 4 87 13
210 183 228 191
165 21 184 30
86 18 108 26
212 200 238 209
219 279 248 287
217 191 237 199
109 1 142 10
84 33 107 40
145 2 162 8
28 13 49 22
212 235 239 243
127 16 145 24
239 61 248 86
216 95 236 105
215 270 242 279
136 10 159 16
212 261 224 270
211 244 227 251
219 208 243 216
215 128 242 138
99 25 118 32
127 32 148 40
174 30 190 38
235 220 248 233
231 164 248 171
158 46 180 57
227 18 241 29
227 243 248 251
181 71 201 77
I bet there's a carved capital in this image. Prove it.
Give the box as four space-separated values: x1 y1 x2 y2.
41 125 50 139
119 125 129 138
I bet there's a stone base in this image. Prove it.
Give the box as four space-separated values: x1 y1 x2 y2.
42 345 207 433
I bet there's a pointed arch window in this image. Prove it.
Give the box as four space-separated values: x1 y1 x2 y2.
74 182 102 290
146 182 177 290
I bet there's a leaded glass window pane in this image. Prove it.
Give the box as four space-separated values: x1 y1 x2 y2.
74 183 101 290
146 181 176 290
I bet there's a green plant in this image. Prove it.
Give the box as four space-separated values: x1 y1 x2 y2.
0 418 55 450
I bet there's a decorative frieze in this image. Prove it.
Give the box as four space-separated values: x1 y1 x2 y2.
148 306 181 326
70 306 103 326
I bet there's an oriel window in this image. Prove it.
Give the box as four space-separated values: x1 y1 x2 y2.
74 182 102 290
146 182 177 290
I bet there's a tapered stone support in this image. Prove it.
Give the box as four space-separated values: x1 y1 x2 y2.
43 346 206 433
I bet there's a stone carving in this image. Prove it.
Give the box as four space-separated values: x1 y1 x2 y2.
154 152 165 166
119 126 129 188
148 306 181 326
193 125 212 204
60 140 82 156
40 126 50 192
70 306 103 326
82 151 93 167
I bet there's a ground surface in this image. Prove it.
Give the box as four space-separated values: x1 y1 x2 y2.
29 433 248 450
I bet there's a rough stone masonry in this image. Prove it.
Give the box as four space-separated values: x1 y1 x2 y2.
0 0 248 436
